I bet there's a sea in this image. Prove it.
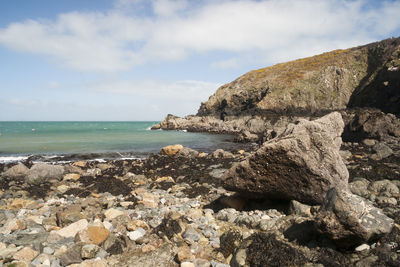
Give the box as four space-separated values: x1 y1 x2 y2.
0 121 239 163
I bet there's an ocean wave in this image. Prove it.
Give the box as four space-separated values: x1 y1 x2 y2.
0 156 29 163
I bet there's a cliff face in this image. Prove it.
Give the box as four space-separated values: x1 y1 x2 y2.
198 37 400 118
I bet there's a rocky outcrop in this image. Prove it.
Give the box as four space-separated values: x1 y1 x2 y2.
316 188 394 249
342 108 400 141
223 112 349 205
198 37 400 117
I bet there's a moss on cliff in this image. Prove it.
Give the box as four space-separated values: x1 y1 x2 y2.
198 37 400 117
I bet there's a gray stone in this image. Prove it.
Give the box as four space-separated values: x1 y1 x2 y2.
81 244 100 259
223 112 349 205
210 261 230 267
59 243 83 266
183 228 201 244
26 163 64 184
371 143 393 159
368 180 399 197
2 164 29 178
177 147 199 158
363 139 376 146
316 188 394 249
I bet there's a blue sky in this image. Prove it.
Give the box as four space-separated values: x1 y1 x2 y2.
1 0 400 121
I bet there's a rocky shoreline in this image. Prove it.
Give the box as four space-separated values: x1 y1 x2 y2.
1 113 399 267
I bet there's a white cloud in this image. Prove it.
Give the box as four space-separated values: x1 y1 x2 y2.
84 79 221 102
0 0 399 72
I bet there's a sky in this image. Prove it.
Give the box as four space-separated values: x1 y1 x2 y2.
1 0 400 121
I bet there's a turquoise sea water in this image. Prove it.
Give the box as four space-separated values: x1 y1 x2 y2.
0 121 236 160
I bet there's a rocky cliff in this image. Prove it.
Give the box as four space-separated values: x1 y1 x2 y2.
198 37 400 118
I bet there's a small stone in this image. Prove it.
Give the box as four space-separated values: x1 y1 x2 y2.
0 218 25 234
55 219 88 238
63 173 81 181
126 220 149 231
155 176 175 183
13 246 39 262
183 228 201 244
43 247 54 254
5 261 28 267
355 244 370 252
127 227 146 241
77 258 108 267
194 258 210 267
363 139 376 146
104 208 125 220
141 244 156 253
181 262 195 267
81 244 100 259
73 161 87 167
177 246 192 262
75 226 110 245
198 152 207 158
57 185 70 193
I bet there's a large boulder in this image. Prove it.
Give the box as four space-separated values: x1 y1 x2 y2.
315 188 394 249
223 112 349 205
2 163 29 178
26 163 65 184
160 144 184 156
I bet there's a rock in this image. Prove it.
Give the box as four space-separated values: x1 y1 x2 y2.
198 152 207 158
55 219 88 238
102 234 127 255
177 245 192 262
181 262 195 267
368 180 399 197
75 258 108 267
81 244 101 259
26 163 65 184
73 161 87 168
355 244 370 252
223 112 349 205
363 139 376 146
75 226 110 245
2 163 29 178
177 147 199 158
126 220 149 231
13 246 39 262
193 258 210 267
160 144 184 156
57 185 70 193
59 243 83 266
63 173 81 181
316 188 394 248
127 227 146 241
104 208 125 220
182 227 201 244
0 218 26 234
212 149 233 159
371 143 393 159
343 109 400 141
288 200 312 217
349 178 370 198
5 261 29 267
235 130 259 143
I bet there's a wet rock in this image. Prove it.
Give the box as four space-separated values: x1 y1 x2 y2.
26 163 64 184
161 144 184 156
316 188 394 248
223 112 349 205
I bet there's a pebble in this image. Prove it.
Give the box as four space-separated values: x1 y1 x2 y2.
355 244 370 252
127 227 146 241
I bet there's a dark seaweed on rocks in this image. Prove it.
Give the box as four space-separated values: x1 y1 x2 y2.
245 233 308 267
78 175 132 196
219 229 242 258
